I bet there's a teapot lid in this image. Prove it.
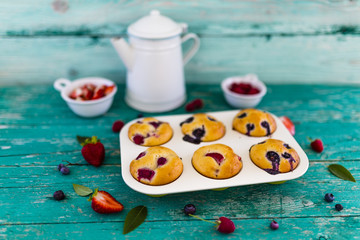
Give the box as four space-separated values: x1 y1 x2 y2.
128 10 183 39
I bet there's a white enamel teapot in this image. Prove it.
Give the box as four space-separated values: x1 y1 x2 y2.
111 10 200 112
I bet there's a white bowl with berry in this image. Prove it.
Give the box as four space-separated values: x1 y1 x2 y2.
54 77 117 117
221 74 267 108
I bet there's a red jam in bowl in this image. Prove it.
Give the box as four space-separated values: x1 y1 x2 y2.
69 84 115 101
229 82 260 95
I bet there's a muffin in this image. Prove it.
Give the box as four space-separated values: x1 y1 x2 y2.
249 139 300 174
128 117 173 146
192 144 242 179
180 113 226 144
232 109 277 137
130 146 183 186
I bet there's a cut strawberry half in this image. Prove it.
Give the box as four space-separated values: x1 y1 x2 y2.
104 85 115 95
89 189 124 214
92 86 106 100
280 116 295 136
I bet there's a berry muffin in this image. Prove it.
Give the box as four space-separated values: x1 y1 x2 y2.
128 117 173 146
192 144 242 179
130 146 183 186
232 109 277 137
180 113 226 144
249 139 300 175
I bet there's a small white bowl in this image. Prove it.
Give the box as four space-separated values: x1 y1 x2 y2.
54 77 117 118
221 74 267 108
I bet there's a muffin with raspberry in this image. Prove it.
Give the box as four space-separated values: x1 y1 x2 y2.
130 146 183 185
192 144 242 179
128 117 173 146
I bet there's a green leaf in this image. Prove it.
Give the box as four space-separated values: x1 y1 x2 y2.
123 206 148 234
76 135 91 146
328 164 356 182
72 184 93 197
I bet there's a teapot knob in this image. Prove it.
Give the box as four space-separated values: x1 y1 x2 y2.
150 10 160 16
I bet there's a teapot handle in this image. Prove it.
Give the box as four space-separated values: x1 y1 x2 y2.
181 33 200 65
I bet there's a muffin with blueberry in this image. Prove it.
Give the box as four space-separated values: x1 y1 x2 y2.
180 113 226 144
232 109 276 137
128 117 173 146
249 139 300 174
192 144 242 179
130 146 183 185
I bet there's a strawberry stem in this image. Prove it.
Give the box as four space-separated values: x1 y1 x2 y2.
88 188 98 202
188 214 217 224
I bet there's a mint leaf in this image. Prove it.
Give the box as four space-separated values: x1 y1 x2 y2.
123 206 147 234
72 183 93 196
328 164 356 182
76 135 91 146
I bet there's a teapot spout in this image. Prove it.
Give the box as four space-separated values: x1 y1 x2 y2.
111 37 134 71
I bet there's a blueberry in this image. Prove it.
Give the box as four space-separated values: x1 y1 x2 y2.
246 123 255 135
283 144 291 149
58 164 65 171
192 127 205 139
180 117 194 126
282 152 291 159
335 204 343 211
137 113 144 118
184 204 196 215
183 135 201 144
207 116 216 121
270 220 279 230
237 113 247 118
324 193 334 203
60 166 70 175
53 190 65 201
261 121 270 135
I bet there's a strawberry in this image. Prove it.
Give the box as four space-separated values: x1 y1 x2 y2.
92 86 106 100
81 136 105 167
104 85 115 95
280 116 295 136
89 189 124 214
311 139 324 153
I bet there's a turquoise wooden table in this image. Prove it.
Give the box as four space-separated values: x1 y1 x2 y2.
1 83 359 239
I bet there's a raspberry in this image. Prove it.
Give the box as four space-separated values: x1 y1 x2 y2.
112 120 124 132
133 134 145 145
270 220 279 230
311 139 324 153
185 99 203 112
216 217 235 234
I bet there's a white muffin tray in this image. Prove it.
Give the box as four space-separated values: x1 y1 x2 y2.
119 110 309 195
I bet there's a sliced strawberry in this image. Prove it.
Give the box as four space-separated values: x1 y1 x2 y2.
81 136 105 167
84 84 96 91
104 85 115 95
81 87 94 100
92 86 106 100
280 116 295 136
90 189 124 214
69 88 82 100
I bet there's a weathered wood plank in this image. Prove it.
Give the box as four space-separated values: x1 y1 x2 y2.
0 161 358 224
1 216 359 240
1 35 360 86
2 84 360 161
2 0 360 36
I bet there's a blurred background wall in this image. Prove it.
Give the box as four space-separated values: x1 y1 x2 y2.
1 0 360 86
